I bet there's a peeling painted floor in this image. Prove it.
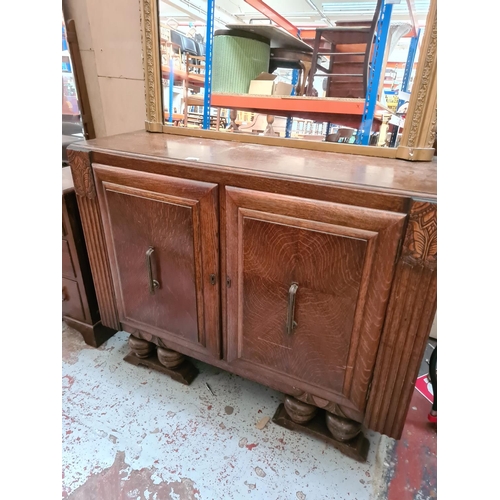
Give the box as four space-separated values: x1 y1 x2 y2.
62 323 436 499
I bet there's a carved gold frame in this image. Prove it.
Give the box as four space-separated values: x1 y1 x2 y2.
140 0 436 161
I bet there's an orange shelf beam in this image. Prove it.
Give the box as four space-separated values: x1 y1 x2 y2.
211 94 364 114
210 93 389 128
162 66 205 87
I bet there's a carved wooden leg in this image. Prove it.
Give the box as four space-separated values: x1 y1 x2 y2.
272 395 370 462
325 412 362 442
124 337 199 386
264 115 275 137
128 334 155 358
284 395 318 424
157 347 185 369
229 109 240 132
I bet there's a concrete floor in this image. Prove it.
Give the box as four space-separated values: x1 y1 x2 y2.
62 322 436 499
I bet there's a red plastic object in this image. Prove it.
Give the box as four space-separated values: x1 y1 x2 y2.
427 413 437 424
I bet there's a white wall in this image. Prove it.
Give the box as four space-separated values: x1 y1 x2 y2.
63 0 146 137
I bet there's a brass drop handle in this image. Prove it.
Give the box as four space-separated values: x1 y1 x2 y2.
286 282 299 335
146 247 160 294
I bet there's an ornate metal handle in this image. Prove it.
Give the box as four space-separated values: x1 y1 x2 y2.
146 247 160 294
286 282 299 335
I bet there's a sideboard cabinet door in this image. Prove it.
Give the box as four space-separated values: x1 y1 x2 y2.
93 164 220 358
225 187 407 414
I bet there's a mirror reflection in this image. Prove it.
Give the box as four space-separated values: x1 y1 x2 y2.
158 0 430 147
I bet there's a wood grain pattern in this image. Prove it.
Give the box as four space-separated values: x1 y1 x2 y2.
93 164 220 358
67 154 121 331
91 149 411 214
67 133 438 447
225 186 406 413
363 200 437 438
70 130 437 198
239 216 365 395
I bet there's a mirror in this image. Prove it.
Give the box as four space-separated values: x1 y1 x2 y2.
142 0 436 161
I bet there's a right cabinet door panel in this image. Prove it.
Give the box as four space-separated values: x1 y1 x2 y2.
225 187 407 413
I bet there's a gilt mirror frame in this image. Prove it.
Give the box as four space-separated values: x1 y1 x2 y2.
139 0 436 161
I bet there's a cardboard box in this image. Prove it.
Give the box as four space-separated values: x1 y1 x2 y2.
248 73 293 96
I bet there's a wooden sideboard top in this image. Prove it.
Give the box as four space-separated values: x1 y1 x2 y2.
71 130 437 199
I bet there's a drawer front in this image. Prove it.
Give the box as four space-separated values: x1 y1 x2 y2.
62 278 86 323
62 240 76 279
225 187 407 413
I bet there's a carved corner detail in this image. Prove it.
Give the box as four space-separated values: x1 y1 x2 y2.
67 149 96 199
402 202 437 267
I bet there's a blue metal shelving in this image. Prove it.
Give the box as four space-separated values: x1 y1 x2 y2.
202 0 215 130
285 69 300 138
355 0 394 146
398 28 421 108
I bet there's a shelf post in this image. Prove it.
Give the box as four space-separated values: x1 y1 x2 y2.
285 69 300 138
168 58 174 124
355 0 394 146
399 28 421 107
389 28 421 147
202 0 215 130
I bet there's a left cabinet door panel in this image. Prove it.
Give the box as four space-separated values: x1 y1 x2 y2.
93 164 220 358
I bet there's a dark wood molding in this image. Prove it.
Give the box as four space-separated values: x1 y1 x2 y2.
66 149 96 199
401 201 437 268
68 149 120 330
363 199 437 438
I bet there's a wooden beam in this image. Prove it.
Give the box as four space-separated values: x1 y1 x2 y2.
405 0 419 37
64 19 96 140
244 0 299 38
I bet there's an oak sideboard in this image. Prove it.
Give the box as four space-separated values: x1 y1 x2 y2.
67 131 436 461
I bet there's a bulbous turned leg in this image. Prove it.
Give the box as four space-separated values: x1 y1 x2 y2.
128 334 155 359
272 396 369 462
325 412 362 442
264 115 275 136
157 347 185 369
284 395 318 424
229 109 239 132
